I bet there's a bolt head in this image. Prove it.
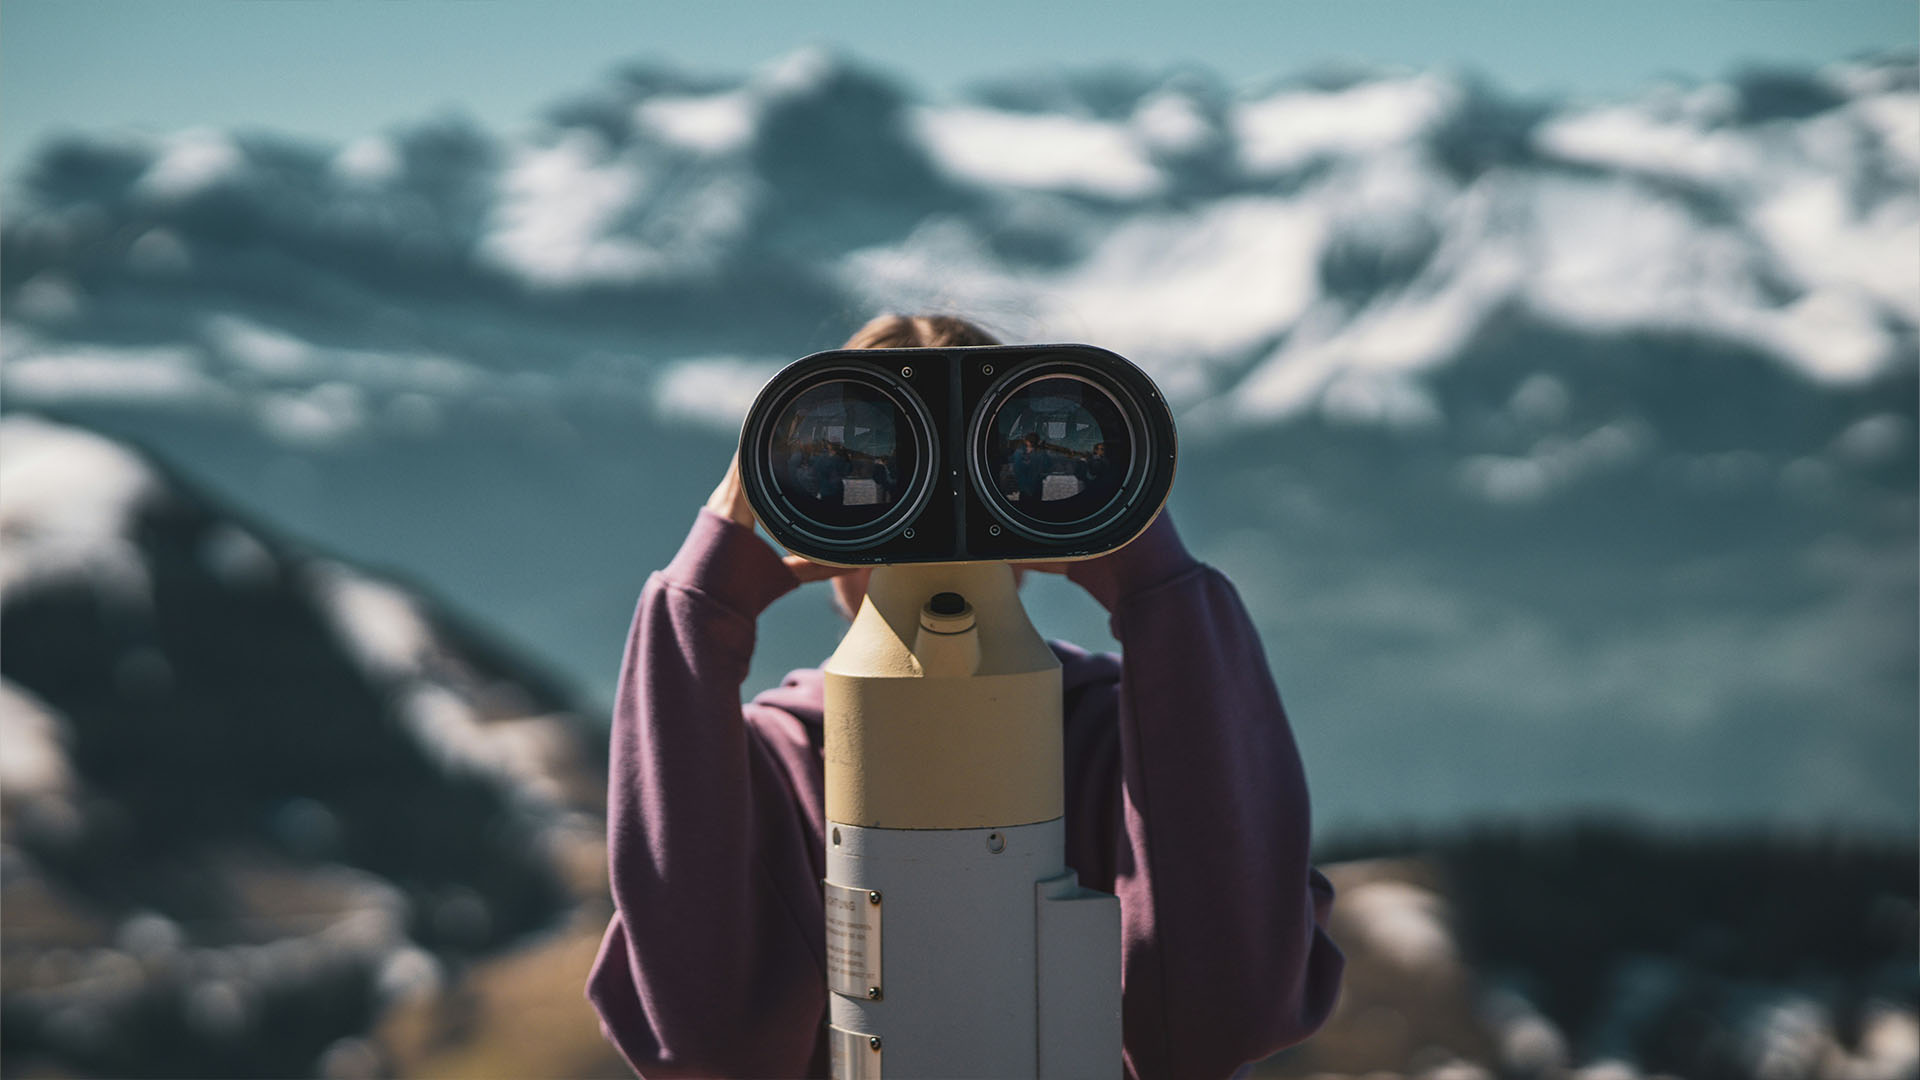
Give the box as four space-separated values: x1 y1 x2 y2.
866 986 881 999
868 891 881 904
869 1035 882 1050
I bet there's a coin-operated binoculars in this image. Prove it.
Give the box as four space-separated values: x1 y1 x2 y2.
742 343 1177 1078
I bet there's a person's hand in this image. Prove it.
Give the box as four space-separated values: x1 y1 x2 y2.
1018 560 1073 577
1017 510 1191 611
704 452 757 528
783 553 857 583
1013 513 1175 579
705 454 855 584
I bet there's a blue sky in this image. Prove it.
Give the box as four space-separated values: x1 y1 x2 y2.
3 0 1915 179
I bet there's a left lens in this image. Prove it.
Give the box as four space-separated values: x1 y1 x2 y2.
752 369 933 548
973 369 1142 540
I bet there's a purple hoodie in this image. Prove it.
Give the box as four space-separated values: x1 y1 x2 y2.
587 509 1343 1078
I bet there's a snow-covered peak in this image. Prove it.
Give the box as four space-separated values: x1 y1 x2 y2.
0 416 160 602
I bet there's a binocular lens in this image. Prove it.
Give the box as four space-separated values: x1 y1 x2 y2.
765 378 923 534
979 375 1134 532
742 344 1172 563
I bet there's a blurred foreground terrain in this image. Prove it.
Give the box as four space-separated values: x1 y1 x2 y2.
1 416 1913 1078
1 416 617 1077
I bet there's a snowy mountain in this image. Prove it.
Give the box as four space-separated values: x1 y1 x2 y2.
0 415 610 1076
6 51 1911 411
1 50 1914 833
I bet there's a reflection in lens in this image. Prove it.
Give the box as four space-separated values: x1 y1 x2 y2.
766 379 918 531
983 376 1133 528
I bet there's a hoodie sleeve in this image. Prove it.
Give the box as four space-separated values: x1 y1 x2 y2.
585 509 829 1078
1066 512 1345 1080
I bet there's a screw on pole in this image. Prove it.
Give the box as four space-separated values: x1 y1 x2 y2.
867 986 881 999
868 891 881 904
869 1036 883 1050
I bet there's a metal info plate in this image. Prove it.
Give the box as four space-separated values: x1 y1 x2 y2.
829 1024 882 1080
823 880 882 1000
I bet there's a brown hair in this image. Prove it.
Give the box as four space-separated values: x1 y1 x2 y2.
842 314 1000 350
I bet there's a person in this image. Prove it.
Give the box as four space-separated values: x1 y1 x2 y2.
810 442 847 503
1086 441 1111 486
1011 433 1050 503
1080 440 1119 510
586 314 1343 1079
785 440 814 496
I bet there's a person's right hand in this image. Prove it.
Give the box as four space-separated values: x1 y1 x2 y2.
705 454 854 584
1019 508 1194 612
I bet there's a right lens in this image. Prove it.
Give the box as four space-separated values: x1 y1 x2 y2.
757 371 932 546
973 367 1145 541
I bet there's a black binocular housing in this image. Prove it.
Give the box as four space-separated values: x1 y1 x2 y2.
740 343 1177 566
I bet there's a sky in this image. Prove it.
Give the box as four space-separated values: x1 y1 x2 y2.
3 0 1915 181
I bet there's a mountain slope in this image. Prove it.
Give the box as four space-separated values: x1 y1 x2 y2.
0 415 608 1077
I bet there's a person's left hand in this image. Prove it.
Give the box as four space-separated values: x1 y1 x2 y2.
705 454 855 584
1014 508 1188 613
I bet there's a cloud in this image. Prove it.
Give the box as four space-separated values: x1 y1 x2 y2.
254 383 368 446
1 340 231 408
11 275 84 321
1455 419 1652 503
135 130 245 203
1830 412 1914 466
651 356 784 431
126 229 192 276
